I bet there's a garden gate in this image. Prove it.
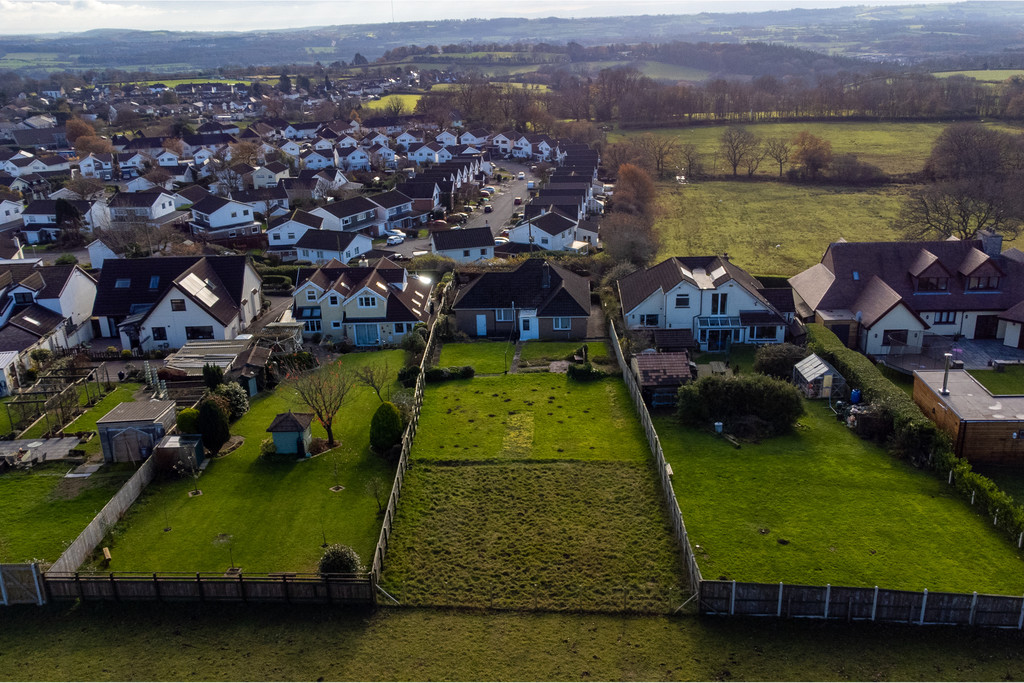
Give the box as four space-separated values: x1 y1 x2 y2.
0 563 46 605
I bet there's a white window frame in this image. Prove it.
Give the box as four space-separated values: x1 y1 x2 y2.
553 317 571 330
358 295 376 308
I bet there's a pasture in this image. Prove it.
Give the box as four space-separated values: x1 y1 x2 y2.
359 94 421 113
657 402 1024 594
933 69 1024 82
653 180 905 276
85 350 403 573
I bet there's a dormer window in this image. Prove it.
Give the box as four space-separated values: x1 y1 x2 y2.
13 292 32 305
968 276 1000 291
917 277 948 292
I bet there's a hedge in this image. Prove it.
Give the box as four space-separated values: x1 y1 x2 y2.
806 323 1024 542
677 374 804 437
424 366 475 383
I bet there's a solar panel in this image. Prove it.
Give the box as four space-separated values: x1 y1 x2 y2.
179 273 219 308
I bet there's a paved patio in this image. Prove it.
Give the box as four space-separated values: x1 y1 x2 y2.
883 335 1024 373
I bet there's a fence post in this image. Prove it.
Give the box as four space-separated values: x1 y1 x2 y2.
153 572 160 602
1018 595 1024 630
196 573 204 602
777 582 783 617
824 584 831 619
109 572 118 602
919 589 928 625
871 586 878 621
730 580 736 615
0 566 7 606
969 591 978 626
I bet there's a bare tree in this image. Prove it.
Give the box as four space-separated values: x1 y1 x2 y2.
381 96 407 118
895 178 1024 241
355 359 392 403
764 136 792 177
743 141 769 178
678 143 704 179
718 126 760 177
64 175 105 200
143 167 172 189
230 141 262 167
791 131 833 180
632 133 682 179
291 362 356 447
602 212 660 266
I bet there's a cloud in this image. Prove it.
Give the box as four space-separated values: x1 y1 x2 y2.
0 0 161 33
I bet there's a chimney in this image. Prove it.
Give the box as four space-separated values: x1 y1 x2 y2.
980 229 1003 257
941 352 952 396
541 261 551 289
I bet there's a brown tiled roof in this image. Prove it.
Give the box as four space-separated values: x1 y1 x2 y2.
633 352 693 388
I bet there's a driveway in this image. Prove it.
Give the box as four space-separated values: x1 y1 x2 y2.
386 160 536 258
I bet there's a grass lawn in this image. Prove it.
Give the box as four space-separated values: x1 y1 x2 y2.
657 402 1024 594
89 350 403 573
518 340 610 364
0 462 132 563
438 340 516 374
968 366 1024 395
7 603 1024 681
360 94 421 112
412 375 646 463
384 373 684 612
654 181 905 276
17 383 140 441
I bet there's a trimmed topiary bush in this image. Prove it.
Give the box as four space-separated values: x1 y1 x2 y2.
370 401 404 453
176 407 199 434
318 543 363 575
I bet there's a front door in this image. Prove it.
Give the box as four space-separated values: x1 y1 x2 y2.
476 314 487 337
354 323 380 346
975 315 999 340
520 316 538 341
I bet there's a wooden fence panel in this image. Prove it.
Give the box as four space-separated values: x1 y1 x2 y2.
0 563 45 605
974 594 1024 628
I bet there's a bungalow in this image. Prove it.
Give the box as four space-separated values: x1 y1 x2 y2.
188 195 261 241
292 257 431 344
91 255 263 350
618 255 788 352
507 211 583 252
430 227 495 263
452 258 590 340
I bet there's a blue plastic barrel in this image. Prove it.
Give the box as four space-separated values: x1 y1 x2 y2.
850 389 861 404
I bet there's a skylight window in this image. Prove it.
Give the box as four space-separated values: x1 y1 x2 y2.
115 278 130 288
149 275 160 289
852 271 860 281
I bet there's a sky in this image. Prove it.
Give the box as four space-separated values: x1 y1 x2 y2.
0 0 962 35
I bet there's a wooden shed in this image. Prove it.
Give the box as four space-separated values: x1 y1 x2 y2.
96 400 177 464
914 369 1024 465
792 353 846 400
267 412 314 457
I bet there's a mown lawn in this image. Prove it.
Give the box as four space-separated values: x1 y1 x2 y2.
438 340 515 374
658 402 1024 594
16 382 129 440
90 351 403 573
654 181 905 276
518 340 610 364
0 463 132 563
969 366 1024 395
7 602 1024 681
412 375 646 463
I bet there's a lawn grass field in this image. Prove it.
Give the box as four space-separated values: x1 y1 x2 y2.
968 366 1024 395
518 340 610 364
611 120 1024 176
0 462 132 563
411 375 645 463
657 402 1024 594
654 181 905 275
87 350 403 573
16 383 140 441
438 340 515 374
6 603 1024 681
359 94 421 113
384 373 683 611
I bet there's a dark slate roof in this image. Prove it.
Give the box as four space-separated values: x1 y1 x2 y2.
0 263 79 300
0 324 41 352
267 411 314 432
11 127 67 147
432 227 494 251
522 212 576 236
294 230 360 252
92 255 251 318
96 400 176 425
453 259 589 318
395 181 438 199
175 185 211 204
617 256 772 316
8 304 64 336
758 288 796 315
231 186 288 203
317 195 378 219
653 329 697 351
371 190 412 209
23 199 93 215
109 191 170 208
269 209 322 230
191 195 233 213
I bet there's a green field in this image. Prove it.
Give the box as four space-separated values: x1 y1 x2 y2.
654 180 905 276
0 463 132 563
431 82 552 92
88 351 403 573
658 402 1024 594
0 52 77 70
438 341 515 374
360 94 422 112
519 340 609 364
383 373 683 611
8 603 1024 681
969 366 1024 395
933 69 1024 82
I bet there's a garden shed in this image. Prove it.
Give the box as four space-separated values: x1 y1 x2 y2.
96 400 177 463
793 353 846 400
631 351 695 407
267 412 314 457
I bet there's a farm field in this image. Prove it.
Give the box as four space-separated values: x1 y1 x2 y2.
382 373 684 611
6 603 1024 681
438 340 514 375
654 181 904 276
611 120 1024 176
933 69 1024 82
0 52 77 70
0 462 132 563
85 350 403 573
657 402 1024 594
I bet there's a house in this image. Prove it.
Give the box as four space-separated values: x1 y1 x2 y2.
293 230 373 265
156 149 182 167
251 165 282 189
336 146 370 172
292 257 431 344
188 195 262 241
452 258 590 340
172 184 211 210
86 239 120 269
266 209 324 258
78 153 116 180
20 199 109 244
430 227 495 263
408 142 443 165
491 131 518 156
395 181 440 212
396 129 426 150
92 255 263 351
300 149 335 171
435 130 459 147
789 233 1024 357
267 412 313 456
0 199 23 224
118 152 151 177
507 212 582 252
372 190 424 232
96 400 177 464
310 196 384 236
617 256 788 352
230 186 290 220
107 191 179 226
368 143 398 170
461 128 491 146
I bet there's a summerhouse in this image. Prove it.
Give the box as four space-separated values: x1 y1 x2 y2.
792 353 846 400
267 412 314 456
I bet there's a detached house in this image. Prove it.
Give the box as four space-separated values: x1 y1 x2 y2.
0 199 23 225
188 195 261 241
92 255 262 351
789 233 1024 357
431 227 495 263
108 191 179 227
310 196 384 236
507 212 588 253
21 199 109 244
78 153 116 180
617 256 789 351
292 258 431 344
372 190 424 232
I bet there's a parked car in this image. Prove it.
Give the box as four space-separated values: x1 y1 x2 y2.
499 228 510 237
386 235 405 245
428 219 448 228
517 171 526 180
448 212 468 223
494 237 509 244
484 205 493 213
484 185 496 193
513 196 522 205
384 229 406 238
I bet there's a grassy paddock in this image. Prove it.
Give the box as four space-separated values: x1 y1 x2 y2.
88 351 403 573
359 94 421 112
412 375 646 462
438 340 515 374
658 402 1024 594
0 463 132 563
654 181 905 275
